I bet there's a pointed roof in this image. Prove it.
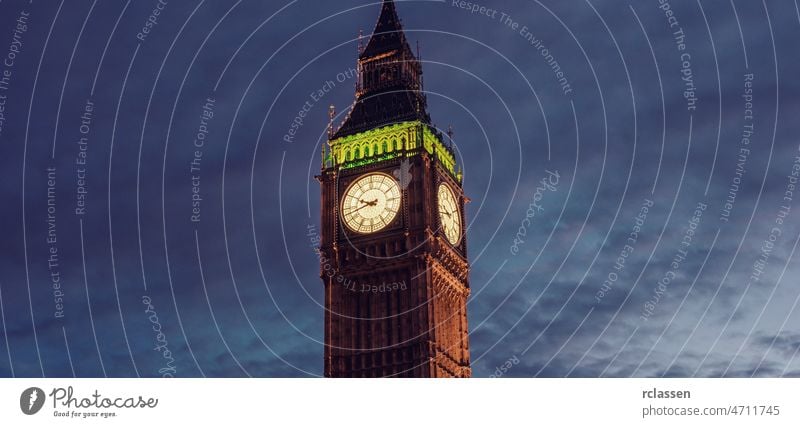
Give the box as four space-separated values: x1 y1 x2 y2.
331 0 429 140
360 0 408 59
332 90 429 139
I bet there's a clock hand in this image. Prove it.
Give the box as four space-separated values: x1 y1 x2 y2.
346 199 379 214
349 205 370 214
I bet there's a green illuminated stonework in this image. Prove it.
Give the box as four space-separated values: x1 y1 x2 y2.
326 121 460 181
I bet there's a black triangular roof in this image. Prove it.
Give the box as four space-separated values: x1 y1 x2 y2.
332 90 429 139
360 0 407 59
332 0 429 140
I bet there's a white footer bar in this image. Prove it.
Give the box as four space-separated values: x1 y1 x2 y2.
1 379 797 426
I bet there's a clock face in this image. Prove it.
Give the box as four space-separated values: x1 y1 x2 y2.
341 173 401 234
438 183 462 245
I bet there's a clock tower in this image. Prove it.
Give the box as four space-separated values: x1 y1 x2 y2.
318 0 471 377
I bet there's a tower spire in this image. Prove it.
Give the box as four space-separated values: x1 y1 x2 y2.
360 0 405 59
331 0 429 140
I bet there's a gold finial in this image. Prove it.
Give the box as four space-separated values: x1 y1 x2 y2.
328 105 336 140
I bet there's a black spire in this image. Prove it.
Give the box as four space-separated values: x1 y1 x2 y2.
360 0 406 59
332 0 430 140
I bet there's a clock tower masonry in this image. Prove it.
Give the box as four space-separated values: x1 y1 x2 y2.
317 0 471 378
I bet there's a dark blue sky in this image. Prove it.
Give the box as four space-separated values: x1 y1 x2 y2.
1 0 799 377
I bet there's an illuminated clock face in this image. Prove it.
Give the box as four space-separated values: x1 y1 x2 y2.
438 183 462 245
341 173 401 234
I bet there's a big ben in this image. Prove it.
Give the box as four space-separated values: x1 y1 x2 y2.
318 0 471 378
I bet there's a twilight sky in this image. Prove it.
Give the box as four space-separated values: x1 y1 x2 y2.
1 0 800 377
